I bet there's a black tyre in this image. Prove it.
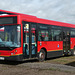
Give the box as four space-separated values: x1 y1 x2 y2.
72 47 75 56
38 49 46 62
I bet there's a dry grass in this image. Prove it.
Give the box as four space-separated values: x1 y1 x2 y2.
44 56 75 66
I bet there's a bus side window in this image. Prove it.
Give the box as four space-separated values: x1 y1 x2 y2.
38 31 45 41
71 30 75 37
38 30 49 41
44 31 49 41
51 29 62 41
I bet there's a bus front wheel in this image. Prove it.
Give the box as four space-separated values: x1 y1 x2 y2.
38 49 46 62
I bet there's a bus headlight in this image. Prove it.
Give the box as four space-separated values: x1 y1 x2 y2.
11 53 13 55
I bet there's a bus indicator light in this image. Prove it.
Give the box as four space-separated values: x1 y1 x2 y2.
58 44 59 48
40 42 42 46
15 50 17 52
11 53 13 55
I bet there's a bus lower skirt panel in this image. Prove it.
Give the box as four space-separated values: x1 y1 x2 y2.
47 50 63 58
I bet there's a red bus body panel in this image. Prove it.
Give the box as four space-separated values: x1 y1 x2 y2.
70 38 75 50
37 41 63 52
0 47 22 57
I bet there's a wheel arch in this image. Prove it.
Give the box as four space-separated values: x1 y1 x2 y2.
71 45 75 56
73 46 75 48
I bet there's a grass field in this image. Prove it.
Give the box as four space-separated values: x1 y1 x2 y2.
44 56 75 67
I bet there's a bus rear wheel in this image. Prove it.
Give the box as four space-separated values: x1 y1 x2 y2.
72 47 75 56
38 49 46 62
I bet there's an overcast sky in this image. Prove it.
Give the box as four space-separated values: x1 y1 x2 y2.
0 0 75 24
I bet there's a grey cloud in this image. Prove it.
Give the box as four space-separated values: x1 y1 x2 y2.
0 0 75 24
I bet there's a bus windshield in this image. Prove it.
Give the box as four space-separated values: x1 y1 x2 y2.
0 25 21 47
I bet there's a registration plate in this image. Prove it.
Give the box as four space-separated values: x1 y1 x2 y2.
0 57 5 60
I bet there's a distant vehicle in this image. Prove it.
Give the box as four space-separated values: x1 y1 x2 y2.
0 10 75 61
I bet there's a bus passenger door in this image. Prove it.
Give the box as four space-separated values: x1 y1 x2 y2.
23 22 37 58
31 24 37 57
23 23 29 58
63 30 70 55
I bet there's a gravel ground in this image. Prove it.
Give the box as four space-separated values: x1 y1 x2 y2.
19 63 75 72
0 60 75 75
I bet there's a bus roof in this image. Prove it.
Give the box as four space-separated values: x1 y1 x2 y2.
0 9 75 28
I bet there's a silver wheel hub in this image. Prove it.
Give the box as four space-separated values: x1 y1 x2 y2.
74 51 75 55
39 52 44 59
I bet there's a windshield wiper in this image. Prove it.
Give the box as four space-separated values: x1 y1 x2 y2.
0 43 13 50
7 46 13 50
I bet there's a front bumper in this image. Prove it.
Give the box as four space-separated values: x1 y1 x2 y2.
0 55 23 61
